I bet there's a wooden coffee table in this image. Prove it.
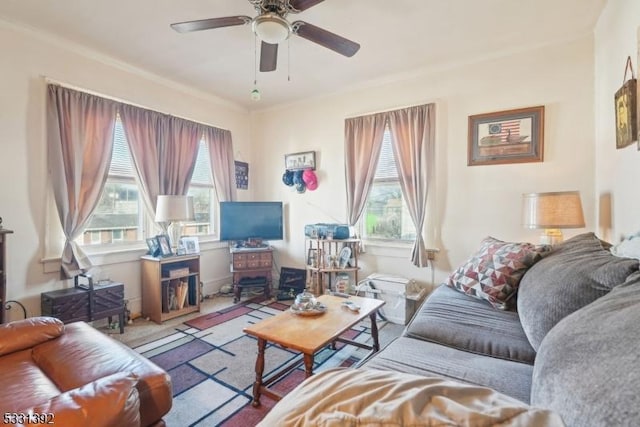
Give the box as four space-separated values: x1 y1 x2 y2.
243 294 385 407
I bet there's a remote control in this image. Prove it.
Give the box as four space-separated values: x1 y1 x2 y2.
332 292 351 298
342 301 361 311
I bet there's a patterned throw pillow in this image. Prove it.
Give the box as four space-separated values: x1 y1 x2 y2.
446 237 549 310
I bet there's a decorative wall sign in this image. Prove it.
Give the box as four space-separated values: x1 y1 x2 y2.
468 106 545 166
285 151 316 170
615 56 637 149
235 161 248 189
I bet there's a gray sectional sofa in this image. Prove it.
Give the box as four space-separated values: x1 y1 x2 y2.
364 232 640 426
261 232 640 426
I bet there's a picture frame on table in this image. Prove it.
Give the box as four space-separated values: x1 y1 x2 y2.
338 246 352 269
156 234 173 257
146 237 160 257
468 106 544 166
178 236 200 255
284 151 316 171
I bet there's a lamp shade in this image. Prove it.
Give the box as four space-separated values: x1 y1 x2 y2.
521 191 585 229
155 195 195 223
252 13 291 44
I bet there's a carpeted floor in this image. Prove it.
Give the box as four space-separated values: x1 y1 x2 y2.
125 296 403 426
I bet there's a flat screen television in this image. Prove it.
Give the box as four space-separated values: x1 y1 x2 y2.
219 201 284 242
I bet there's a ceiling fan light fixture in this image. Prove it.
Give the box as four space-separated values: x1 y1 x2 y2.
252 13 291 44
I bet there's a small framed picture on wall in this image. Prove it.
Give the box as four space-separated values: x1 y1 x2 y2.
285 151 316 171
468 106 544 166
235 161 249 189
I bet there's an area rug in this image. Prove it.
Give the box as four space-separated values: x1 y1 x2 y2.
131 297 391 426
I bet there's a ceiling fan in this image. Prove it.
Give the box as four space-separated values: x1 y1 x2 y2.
170 0 360 72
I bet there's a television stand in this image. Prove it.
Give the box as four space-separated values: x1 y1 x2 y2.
233 243 271 251
230 247 273 302
234 238 270 249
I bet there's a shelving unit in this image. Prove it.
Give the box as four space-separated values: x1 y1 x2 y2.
305 238 360 296
0 229 13 324
141 254 200 324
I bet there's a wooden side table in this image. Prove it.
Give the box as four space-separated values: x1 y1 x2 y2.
230 247 273 302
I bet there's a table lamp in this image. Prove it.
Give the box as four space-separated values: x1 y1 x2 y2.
155 195 195 250
521 191 585 244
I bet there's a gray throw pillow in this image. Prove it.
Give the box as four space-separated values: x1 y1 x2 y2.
517 232 638 350
531 273 640 426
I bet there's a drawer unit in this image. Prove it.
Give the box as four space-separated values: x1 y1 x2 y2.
233 253 248 269
230 247 274 303
249 254 272 268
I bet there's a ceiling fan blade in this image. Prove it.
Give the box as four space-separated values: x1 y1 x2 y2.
289 0 325 12
260 42 278 72
292 21 360 57
170 16 251 33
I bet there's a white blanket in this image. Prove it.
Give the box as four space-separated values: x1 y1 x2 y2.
258 368 564 427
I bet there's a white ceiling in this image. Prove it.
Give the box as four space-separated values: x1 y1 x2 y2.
0 0 606 111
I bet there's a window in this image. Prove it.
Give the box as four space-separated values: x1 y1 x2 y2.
79 122 217 247
90 231 102 245
81 116 141 245
185 139 216 237
112 229 123 242
362 128 416 241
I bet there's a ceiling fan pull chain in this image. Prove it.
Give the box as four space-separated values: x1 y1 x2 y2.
251 34 261 101
288 38 291 82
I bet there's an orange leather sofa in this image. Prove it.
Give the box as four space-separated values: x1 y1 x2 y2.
0 317 172 427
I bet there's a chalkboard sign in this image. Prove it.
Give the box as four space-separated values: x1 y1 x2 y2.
235 161 248 189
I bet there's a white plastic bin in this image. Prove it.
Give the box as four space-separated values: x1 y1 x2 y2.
358 273 430 325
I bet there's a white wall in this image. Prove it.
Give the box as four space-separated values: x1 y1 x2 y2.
251 37 596 288
594 0 640 243
0 21 251 320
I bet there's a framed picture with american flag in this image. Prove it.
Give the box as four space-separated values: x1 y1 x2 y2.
467 106 544 166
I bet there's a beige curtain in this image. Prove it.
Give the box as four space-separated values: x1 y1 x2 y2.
119 105 161 218
202 126 237 202
387 104 435 267
344 113 387 226
47 85 118 277
120 107 200 221
158 116 200 195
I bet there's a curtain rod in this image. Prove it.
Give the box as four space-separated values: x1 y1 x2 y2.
42 76 230 132
344 101 436 120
